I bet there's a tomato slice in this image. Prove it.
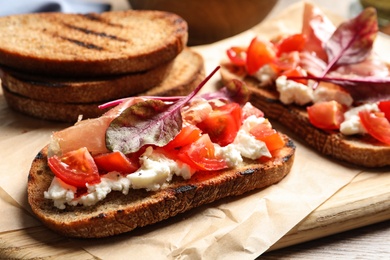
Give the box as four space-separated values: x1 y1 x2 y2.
359 110 390 145
378 100 390 121
272 51 300 72
276 33 306 56
93 151 139 174
163 125 202 151
307 101 346 130
197 102 242 147
249 123 285 151
246 37 276 75
226 46 247 66
177 134 228 171
48 147 100 188
281 67 308 85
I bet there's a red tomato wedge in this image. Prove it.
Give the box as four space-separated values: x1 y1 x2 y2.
197 102 242 147
177 134 228 171
48 147 100 188
163 125 202 151
249 123 285 152
359 110 390 145
276 33 306 56
272 51 300 72
226 46 247 66
378 100 390 121
246 37 276 75
93 151 139 174
281 67 308 85
307 101 346 130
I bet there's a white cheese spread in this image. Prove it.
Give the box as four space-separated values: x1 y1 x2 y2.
254 64 278 86
276 76 314 105
340 103 379 135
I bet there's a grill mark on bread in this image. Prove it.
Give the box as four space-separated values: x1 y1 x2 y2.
59 36 104 51
62 23 128 42
174 185 197 193
240 169 255 175
80 13 124 28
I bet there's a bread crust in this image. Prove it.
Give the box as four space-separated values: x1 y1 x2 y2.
27 135 295 238
220 63 390 168
0 10 188 76
0 59 173 103
2 49 205 122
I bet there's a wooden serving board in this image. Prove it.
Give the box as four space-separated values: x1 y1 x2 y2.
1 169 389 258
1 1 389 257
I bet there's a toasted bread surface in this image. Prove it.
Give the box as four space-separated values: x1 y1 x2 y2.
220 64 390 168
0 10 187 76
2 49 205 122
27 135 295 238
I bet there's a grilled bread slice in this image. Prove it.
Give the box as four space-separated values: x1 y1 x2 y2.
0 59 173 103
220 63 390 168
27 134 295 238
0 10 187 77
2 48 205 122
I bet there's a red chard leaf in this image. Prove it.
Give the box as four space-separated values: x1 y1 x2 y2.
285 8 388 104
105 66 220 154
106 100 182 154
323 7 378 72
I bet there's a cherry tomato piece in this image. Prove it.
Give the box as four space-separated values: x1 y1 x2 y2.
178 134 228 171
378 100 390 121
276 33 306 56
93 151 139 174
281 67 308 85
359 110 390 145
249 123 285 151
246 37 276 75
226 46 247 66
197 102 242 147
163 125 202 151
272 51 300 73
48 147 100 188
307 101 346 130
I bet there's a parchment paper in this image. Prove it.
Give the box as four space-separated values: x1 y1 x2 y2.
0 1 383 259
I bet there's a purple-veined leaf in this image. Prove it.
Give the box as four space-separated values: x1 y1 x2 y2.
105 66 220 154
323 7 378 74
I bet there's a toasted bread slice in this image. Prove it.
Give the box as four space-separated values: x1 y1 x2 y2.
0 59 173 103
0 10 187 77
27 134 295 238
220 63 390 168
2 48 205 122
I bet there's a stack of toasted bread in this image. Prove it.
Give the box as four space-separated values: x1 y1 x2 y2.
0 10 205 122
